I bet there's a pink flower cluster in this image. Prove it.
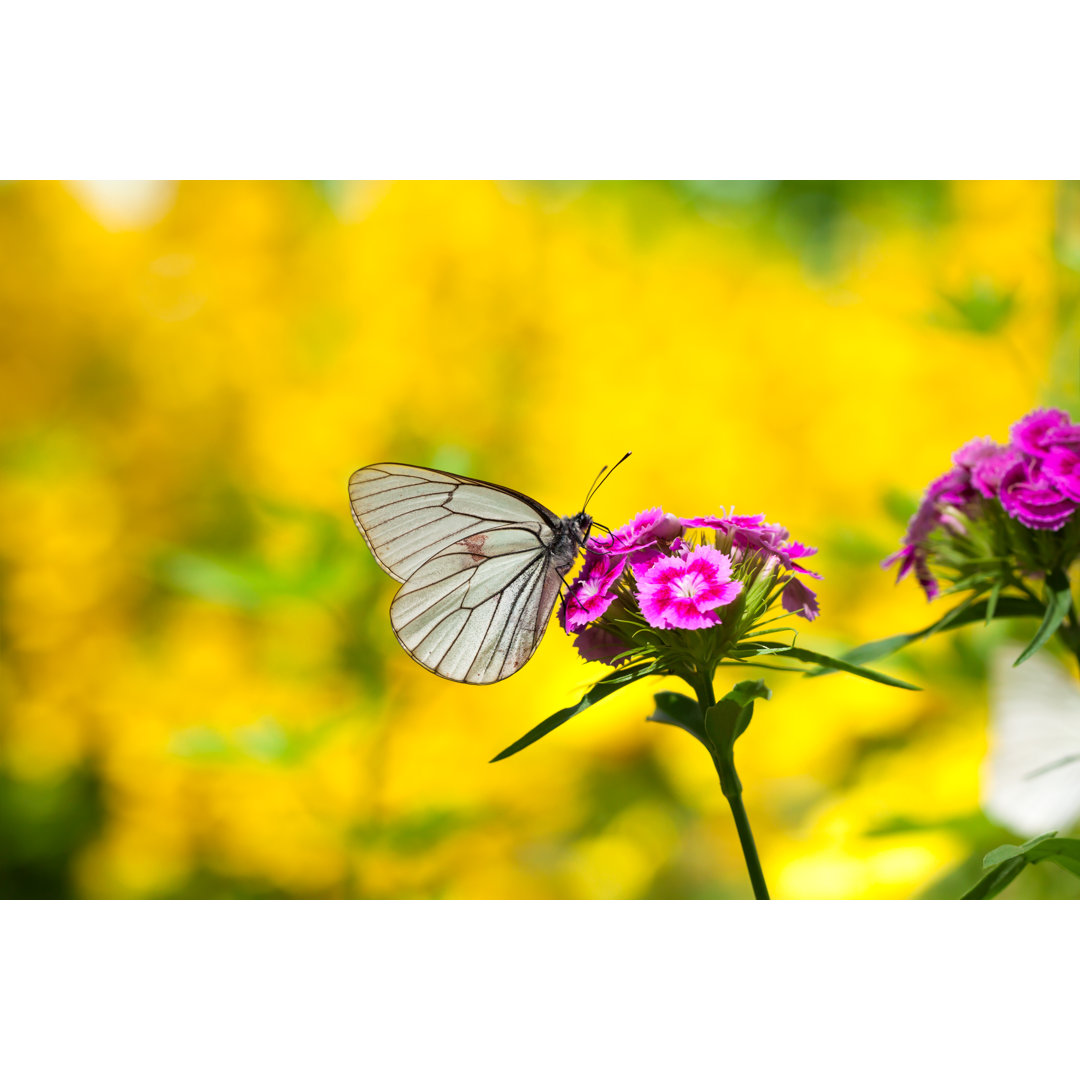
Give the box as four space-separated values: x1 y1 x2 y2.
884 408 1080 599
560 507 821 666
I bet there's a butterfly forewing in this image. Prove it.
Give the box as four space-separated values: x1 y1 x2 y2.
349 463 555 583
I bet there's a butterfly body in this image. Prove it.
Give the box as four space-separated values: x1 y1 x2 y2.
349 463 593 683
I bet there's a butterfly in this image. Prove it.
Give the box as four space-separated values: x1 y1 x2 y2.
348 455 629 684
982 645 1080 836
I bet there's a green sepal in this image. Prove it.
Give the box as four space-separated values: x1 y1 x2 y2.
739 641 920 690
490 662 655 762
1013 568 1074 666
961 832 1080 899
807 595 1046 676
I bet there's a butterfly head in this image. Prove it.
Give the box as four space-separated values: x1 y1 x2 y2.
569 510 593 547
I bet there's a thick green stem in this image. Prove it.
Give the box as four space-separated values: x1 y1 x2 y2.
725 784 771 900
695 672 771 901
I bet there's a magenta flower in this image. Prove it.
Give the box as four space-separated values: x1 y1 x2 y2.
633 546 743 630
591 507 684 574
882 467 975 600
571 623 629 666
561 552 626 633
1011 408 1075 459
970 446 1022 498
882 543 940 600
684 512 821 578
684 512 786 551
1008 408 1080 468
778 540 823 580
952 437 1001 470
782 577 820 621
593 506 683 551
1045 446 1080 502
998 458 1077 531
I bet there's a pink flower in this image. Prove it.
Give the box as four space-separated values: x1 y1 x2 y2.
591 506 683 567
778 540 823 580
953 437 1001 470
999 458 1077 530
571 624 629 666
1044 446 1080 502
882 543 940 601
561 552 626 633
970 446 1022 498
882 468 972 600
633 546 743 630
1011 408 1075 459
684 512 787 549
685 513 821 578
782 577 820 621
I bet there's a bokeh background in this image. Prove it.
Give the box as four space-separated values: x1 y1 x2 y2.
2 179 1078 899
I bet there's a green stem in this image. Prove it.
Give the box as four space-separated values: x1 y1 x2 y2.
726 785 771 900
695 672 771 900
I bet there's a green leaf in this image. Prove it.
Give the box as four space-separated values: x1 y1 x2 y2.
1013 568 1075 666
807 595 1046 676
490 663 655 762
743 642 920 690
984 581 1002 626
648 691 707 748
961 832 1080 899
704 680 771 755
981 832 1058 868
701 681 771 796
960 856 1028 900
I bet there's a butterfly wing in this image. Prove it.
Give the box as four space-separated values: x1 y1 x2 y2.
982 646 1080 835
348 463 559 584
388 526 565 684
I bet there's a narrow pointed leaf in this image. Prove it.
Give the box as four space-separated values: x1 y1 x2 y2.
1013 568 1074 666
807 595 1046 677
490 663 654 762
745 642 920 690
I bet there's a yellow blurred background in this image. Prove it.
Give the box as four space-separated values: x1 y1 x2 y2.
1 180 1078 899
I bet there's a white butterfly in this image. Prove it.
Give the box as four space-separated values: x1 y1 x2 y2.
348 458 627 684
981 646 1080 836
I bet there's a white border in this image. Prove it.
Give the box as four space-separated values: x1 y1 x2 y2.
2 902 1076 1078
4 3 1080 175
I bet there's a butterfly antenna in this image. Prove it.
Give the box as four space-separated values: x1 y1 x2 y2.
582 465 607 507
583 451 631 511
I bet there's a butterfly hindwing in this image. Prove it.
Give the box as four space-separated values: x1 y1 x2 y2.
389 526 562 684
348 463 556 584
